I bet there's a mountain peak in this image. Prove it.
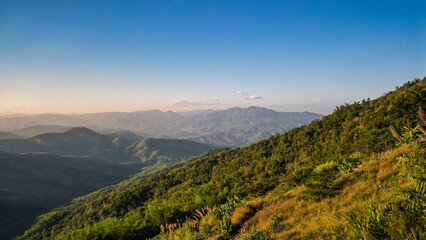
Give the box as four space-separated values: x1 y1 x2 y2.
65 127 96 135
248 106 266 109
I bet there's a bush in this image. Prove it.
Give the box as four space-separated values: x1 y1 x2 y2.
240 229 272 240
337 152 365 174
303 162 339 198
345 203 395 239
268 214 283 233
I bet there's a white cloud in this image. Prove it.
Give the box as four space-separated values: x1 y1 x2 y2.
169 99 193 107
248 95 263 100
16 103 30 108
235 90 248 96
168 99 229 110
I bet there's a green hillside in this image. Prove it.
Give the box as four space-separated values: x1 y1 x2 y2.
125 138 214 164
18 78 425 240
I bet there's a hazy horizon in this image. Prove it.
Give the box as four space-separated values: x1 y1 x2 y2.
0 104 326 116
1 1 425 115
0 103 332 116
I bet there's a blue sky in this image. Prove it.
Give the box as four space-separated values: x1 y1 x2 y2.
0 0 425 114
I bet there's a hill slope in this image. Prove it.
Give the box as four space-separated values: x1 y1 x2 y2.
0 127 214 165
0 132 21 140
18 78 425 240
125 138 215 164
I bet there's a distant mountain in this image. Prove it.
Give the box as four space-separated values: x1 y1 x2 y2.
103 130 143 141
125 138 213 164
0 132 21 140
0 114 77 131
177 109 218 117
13 125 72 138
0 127 117 160
172 107 323 146
0 127 214 165
0 151 143 240
0 107 322 147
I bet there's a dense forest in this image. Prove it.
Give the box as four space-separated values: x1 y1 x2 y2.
19 78 425 239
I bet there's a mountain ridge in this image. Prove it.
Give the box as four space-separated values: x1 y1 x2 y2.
0 127 214 165
0 107 322 147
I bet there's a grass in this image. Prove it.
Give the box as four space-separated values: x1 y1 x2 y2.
236 144 415 240
143 143 421 240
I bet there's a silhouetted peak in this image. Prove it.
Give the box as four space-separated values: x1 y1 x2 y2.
65 127 96 135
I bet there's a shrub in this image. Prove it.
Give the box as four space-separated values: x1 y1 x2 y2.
337 152 365 174
268 214 283 233
345 203 395 239
303 162 339 198
240 229 272 240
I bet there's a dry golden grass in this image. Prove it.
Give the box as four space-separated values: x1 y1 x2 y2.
231 205 252 226
154 145 417 240
237 145 415 240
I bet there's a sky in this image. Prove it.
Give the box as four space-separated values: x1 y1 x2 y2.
0 0 425 115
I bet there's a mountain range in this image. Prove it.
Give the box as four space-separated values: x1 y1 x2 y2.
0 127 213 165
0 107 322 147
0 132 21 140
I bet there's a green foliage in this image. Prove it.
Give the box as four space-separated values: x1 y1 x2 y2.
268 214 283 233
344 110 426 240
150 197 247 240
216 196 246 217
303 162 339 198
346 203 395 240
395 142 426 239
398 179 426 223
402 125 421 143
337 152 366 174
239 229 272 240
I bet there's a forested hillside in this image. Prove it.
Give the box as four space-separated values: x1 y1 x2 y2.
19 78 425 239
